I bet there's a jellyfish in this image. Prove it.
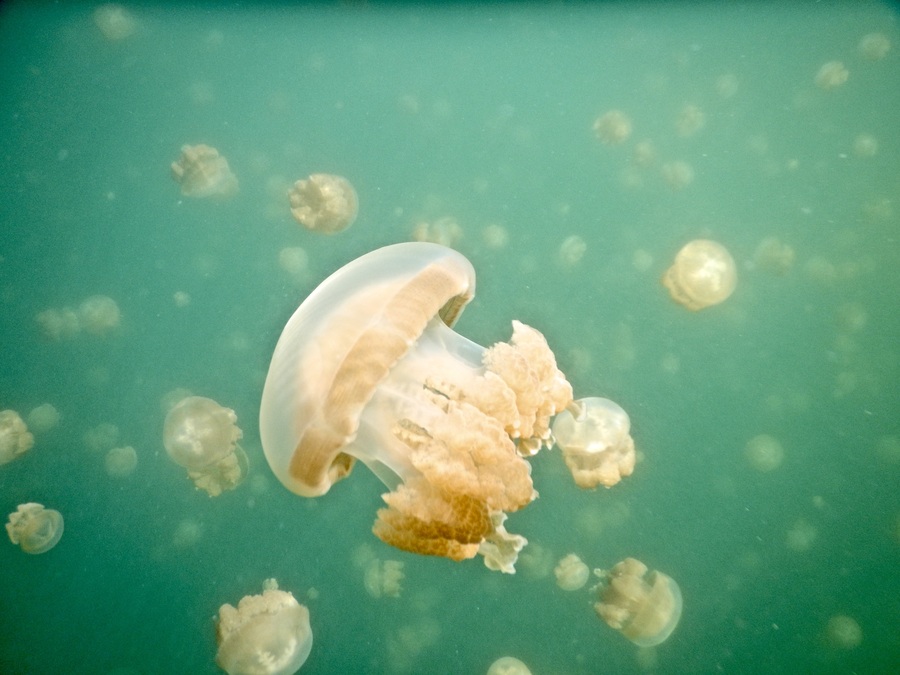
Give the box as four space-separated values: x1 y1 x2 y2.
554 553 590 591
593 110 632 145
557 235 587 267
660 160 695 190
288 173 357 234
411 216 463 247
259 242 573 573
0 410 34 465
171 144 238 199
363 558 405 599
814 61 849 90
825 614 862 649
552 398 636 489
5 503 64 554
744 434 784 472
593 558 682 647
216 579 312 675
675 104 705 137
105 445 138 478
858 32 890 61
35 307 80 340
662 239 737 311
852 133 878 158
163 396 249 496
487 656 532 675
93 4 136 41
752 237 795 275
27 404 60 434
78 295 121 336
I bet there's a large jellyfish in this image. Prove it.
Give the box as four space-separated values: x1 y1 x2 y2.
552 397 636 489
260 242 573 573
216 579 312 675
163 396 248 496
288 174 358 234
5 503 64 554
171 144 238 199
662 239 737 310
0 410 34 465
593 558 682 647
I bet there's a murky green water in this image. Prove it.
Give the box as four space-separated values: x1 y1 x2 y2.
1 2 898 673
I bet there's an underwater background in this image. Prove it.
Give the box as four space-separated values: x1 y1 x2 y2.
1 1 898 673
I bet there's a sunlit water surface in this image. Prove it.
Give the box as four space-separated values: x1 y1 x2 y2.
1 2 898 673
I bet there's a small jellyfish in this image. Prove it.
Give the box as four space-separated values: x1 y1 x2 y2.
487 656 532 675
78 295 121 336
0 410 34 465
715 73 739 99
5 503 64 554
753 237 795 275
171 144 238 199
35 307 80 341
852 133 878 158
554 553 590 591
814 61 849 90
216 579 313 675
363 559 405 599
27 404 60 434
163 396 248 497
412 216 463 247
675 104 705 137
278 247 309 280
825 614 862 649
105 445 138 478
660 160 695 190
662 239 737 311
93 4 136 41
593 110 632 145
593 557 682 647
858 32 890 61
482 224 509 250
744 434 784 472
552 398 636 489
83 422 120 454
288 173 358 234
557 235 587 267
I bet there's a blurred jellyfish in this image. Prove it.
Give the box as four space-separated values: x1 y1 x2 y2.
173 291 191 308
553 398 636 489
660 160 694 190
78 295 120 336
875 435 900 465
93 4 136 41
83 422 120 454
5 503 64 554
172 518 204 548
554 553 590 591
163 396 248 496
716 73 739 99
171 144 238 199
216 579 313 675
593 110 632 145
385 618 440 674
364 559 405 599
278 247 309 281
825 615 862 649
517 542 555 580
0 410 34 465
785 517 817 552
487 656 532 675
288 173 358 234
593 558 682 647
753 237 795 275
858 32 890 61
814 61 849 90
35 307 80 341
744 434 784 472
27 404 60 435
675 104 705 137
852 133 878 158
662 239 737 311
557 235 587 267
411 216 463 247
482 224 509 250
105 445 138 478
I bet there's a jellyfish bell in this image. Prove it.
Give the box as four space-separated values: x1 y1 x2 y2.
662 239 737 311
0 410 34 465
216 579 313 675
552 397 636 489
171 144 238 199
825 614 862 650
744 434 784 472
163 396 248 496
5 503 64 554
593 110 632 145
288 173 358 234
554 553 590 591
260 242 573 572
487 656 532 675
594 558 682 647
78 295 121 336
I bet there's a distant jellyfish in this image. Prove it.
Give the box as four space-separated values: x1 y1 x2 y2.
660 160 694 190
105 445 138 478
593 110 632 145
278 247 309 281
0 410 34 465
288 173 357 234
172 518 204 548
662 239 737 311
858 32 890 61
5 503 64 554
753 237 795 275
814 61 849 90
594 558 682 647
631 140 656 168
744 434 784 472
518 542 555 580
163 396 248 497
482 224 509 250
553 398 636 489
78 295 120 336
363 559 405 599
173 291 191 308
675 104 705 137
558 235 587 267
93 4 136 41
554 553 590 591
785 517 817 552
852 133 878 158
35 307 80 341
716 73 739 99
216 579 313 675
27 404 60 434
412 216 463 247
825 615 862 649
171 144 238 199
487 656 532 675
83 422 119 454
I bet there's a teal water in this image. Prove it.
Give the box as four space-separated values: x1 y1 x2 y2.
1 2 898 673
